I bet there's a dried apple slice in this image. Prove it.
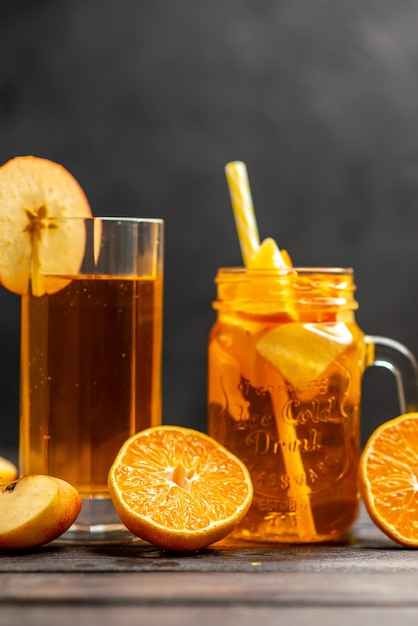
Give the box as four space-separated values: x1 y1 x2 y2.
0 155 92 296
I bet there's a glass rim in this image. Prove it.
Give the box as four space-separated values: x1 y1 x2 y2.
37 216 164 224
216 266 354 275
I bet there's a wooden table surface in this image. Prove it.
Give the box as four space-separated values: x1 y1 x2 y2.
2 451 418 626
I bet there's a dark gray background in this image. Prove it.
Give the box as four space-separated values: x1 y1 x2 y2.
1 0 417 451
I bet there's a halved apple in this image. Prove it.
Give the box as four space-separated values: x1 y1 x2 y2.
0 456 17 484
0 474 82 550
0 155 92 296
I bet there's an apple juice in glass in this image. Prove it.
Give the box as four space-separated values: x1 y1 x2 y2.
19 217 164 542
208 267 418 543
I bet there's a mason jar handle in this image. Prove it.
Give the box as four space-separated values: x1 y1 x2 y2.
365 335 418 414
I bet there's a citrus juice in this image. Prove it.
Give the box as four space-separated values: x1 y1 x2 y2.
208 268 366 543
19 274 163 497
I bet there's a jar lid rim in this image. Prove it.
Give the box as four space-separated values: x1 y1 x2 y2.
216 267 354 274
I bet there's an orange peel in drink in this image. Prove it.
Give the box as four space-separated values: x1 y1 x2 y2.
0 155 92 296
247 237 292 269
108 425 254 552
256 322 353 391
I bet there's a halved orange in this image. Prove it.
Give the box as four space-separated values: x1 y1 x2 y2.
359 412 418 547
108 425 254 552
0 456 17 484
0 155 92 295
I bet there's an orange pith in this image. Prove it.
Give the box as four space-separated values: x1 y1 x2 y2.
359 412 418 547
0 155 92 295
108 426 254 551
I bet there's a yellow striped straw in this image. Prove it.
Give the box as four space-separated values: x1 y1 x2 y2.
225 161 260 267
224 160 314 539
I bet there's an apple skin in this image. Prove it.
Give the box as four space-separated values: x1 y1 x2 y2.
0 475 82 550
0 155 92 296
0 456 17 483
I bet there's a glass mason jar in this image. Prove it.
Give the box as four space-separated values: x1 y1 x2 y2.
208 267 418 543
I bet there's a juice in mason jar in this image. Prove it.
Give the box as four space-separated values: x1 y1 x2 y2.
208 267 366 543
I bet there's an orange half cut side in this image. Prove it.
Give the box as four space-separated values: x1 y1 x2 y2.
359 412 418 547
108 425 253 551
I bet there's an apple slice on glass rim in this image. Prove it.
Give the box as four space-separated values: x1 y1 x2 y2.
0 155 92 296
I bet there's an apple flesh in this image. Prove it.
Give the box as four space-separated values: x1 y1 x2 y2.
0 456 17 483
0 475 82 550
0 155 92 296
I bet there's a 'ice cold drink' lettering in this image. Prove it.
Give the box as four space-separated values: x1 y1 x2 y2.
245 426 320 455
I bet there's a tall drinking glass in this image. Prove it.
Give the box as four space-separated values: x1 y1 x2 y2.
19 217 164 542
